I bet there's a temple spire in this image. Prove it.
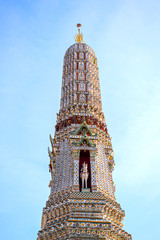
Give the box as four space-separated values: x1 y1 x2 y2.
74 23 84 43
37 28 132 240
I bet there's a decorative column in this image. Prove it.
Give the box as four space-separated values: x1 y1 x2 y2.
72 150 80 192
90 150 97 192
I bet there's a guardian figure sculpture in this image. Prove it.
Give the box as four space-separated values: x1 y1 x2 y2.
80 162 89 188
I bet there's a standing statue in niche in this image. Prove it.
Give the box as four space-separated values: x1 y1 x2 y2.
80 162 89 188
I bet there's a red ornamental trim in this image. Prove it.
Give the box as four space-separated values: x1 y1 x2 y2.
55 115 108 134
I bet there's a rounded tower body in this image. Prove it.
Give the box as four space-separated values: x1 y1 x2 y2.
37 26 132 240
59 43 103 120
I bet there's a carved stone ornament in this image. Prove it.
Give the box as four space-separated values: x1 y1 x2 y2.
72 150 80 158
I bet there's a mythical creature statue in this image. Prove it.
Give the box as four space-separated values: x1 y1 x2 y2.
80 162 89 188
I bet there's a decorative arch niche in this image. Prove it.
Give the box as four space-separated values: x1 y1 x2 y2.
79 150 91 192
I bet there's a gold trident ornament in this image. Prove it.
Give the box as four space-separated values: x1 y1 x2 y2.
74 23 84 43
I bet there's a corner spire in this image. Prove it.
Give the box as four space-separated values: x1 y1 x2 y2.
74 23 84 43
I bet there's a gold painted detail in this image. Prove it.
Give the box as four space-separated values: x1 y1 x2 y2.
74 23 84 43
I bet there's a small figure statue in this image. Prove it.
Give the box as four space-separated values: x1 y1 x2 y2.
80 162 89 188
82 127 86 136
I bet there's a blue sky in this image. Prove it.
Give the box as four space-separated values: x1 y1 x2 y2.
0 0 160 239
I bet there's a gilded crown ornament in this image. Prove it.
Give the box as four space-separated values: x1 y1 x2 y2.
74 23 84 43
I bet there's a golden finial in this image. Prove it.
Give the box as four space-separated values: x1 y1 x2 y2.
74 23 84 43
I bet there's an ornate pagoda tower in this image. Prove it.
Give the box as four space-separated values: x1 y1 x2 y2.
37 24 132 240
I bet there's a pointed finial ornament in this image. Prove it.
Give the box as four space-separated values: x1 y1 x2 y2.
74 23 84 43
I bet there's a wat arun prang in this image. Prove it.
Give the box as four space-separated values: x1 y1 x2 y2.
37 24 132 240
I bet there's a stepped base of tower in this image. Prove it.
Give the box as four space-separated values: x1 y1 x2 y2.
37 190 132 240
